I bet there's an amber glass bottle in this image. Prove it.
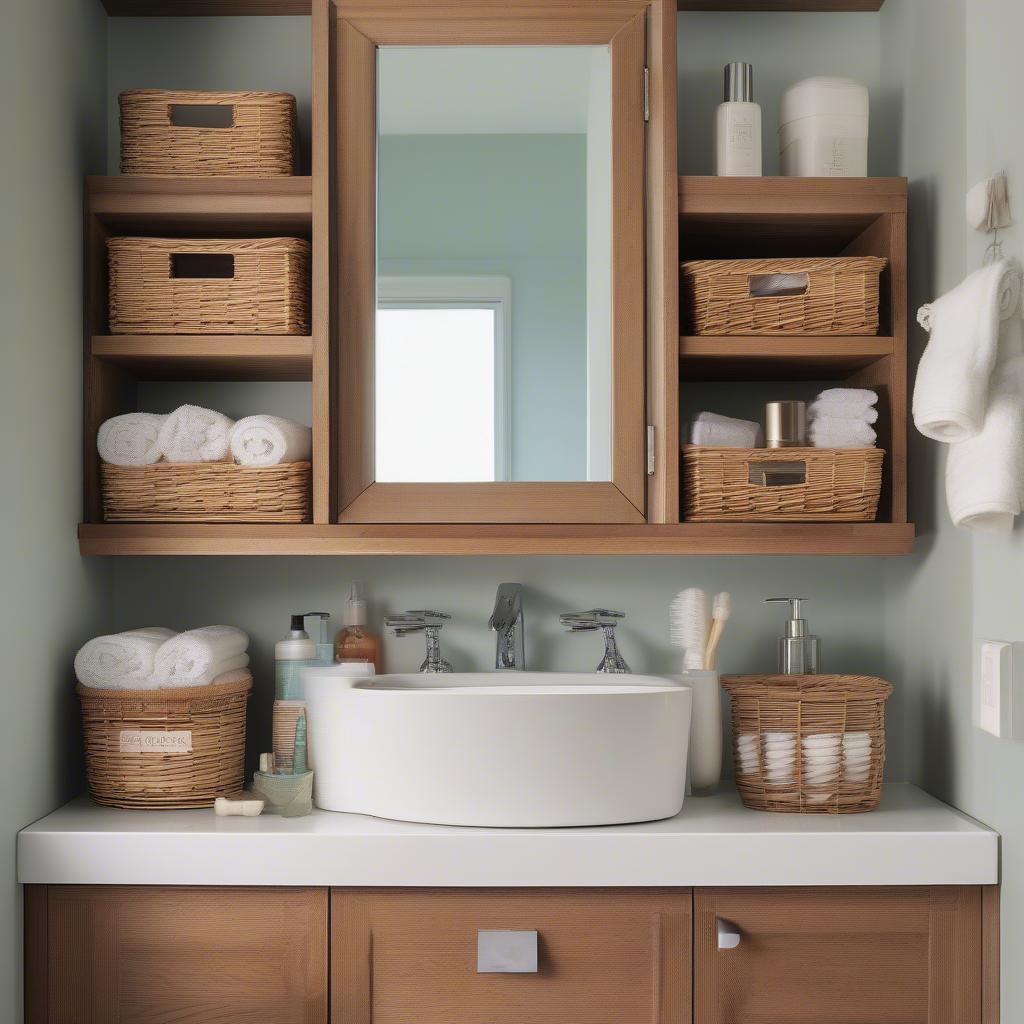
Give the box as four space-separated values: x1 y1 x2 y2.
334 581 382 672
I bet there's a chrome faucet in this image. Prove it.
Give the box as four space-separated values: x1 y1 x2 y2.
489 583 526 671
385 610 453 673
560 609 631 674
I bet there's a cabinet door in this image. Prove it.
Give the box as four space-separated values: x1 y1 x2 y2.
332 888 691 1024
695 886 981 1024
30 885 328 1024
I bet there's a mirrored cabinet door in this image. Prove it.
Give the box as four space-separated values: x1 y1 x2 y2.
332 2 651 523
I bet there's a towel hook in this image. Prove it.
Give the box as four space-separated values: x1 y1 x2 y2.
967 172 1012 265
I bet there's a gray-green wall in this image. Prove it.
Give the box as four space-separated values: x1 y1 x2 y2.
1 0 109 1019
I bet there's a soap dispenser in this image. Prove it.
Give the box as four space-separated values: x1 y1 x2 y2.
305 612 333 665
334 581 382 672
715 61 762 176
766 597 820 674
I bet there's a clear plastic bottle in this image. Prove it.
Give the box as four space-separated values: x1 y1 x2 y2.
334 581 382 672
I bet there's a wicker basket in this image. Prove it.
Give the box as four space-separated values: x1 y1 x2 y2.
101 461 312 523
682 445 883 522
108 237 310 335
78 673 252 809
721 674 892 814
120 90 296 176
682 256 887 335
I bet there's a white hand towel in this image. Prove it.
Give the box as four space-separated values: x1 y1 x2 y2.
153 625 250 687
97 413 167 467
158 405 235 463
230 415 312 467
808 420 877 448
691 411 763 448
913 258 1022 443
808 401 879 425
74 627 176 689
945 318 1024 533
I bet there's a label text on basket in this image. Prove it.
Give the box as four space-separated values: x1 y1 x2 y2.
119 730 193 754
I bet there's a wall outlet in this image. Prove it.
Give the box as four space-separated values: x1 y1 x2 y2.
975 640 1024 739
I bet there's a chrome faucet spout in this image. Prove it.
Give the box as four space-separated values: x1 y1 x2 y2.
489 583 526 671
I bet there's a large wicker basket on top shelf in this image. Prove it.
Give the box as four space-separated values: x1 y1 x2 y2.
683 445 883 522
108 236 311 335
682 256 887 335
119 89 296 176
77 672 252 810
721 674 892 814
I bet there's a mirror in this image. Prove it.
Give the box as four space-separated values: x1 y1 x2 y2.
375 45 613 483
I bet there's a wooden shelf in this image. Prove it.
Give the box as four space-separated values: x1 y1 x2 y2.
86 176 313 235
91 336 313 381
680 335 894 380
79 522 914 556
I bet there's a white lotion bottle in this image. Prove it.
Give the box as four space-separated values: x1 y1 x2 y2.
714 62 762 176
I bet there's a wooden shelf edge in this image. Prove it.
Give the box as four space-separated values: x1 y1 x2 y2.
101 0 884 12
79 522 915 556
679 1 883 10
679 175 907 216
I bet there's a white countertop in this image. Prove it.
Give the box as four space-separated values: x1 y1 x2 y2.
18 784 997 888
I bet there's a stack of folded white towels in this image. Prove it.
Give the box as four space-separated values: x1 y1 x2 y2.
74 625 250 690
97 404 311 468
807 388 878 449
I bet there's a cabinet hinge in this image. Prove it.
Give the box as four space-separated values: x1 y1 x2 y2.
646 425 656 476
643 67 650 123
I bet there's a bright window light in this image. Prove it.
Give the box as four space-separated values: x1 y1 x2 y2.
376 306 498 482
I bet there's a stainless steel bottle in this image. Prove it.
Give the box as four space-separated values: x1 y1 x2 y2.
766 597 820 674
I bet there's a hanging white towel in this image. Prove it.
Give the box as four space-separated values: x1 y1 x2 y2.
690 411 763 448
74 627 176 689
153 625 250 687
97 413 166 467
230 415 312 467
157 405 235 463
913 258 1022 443
945 316 1024 532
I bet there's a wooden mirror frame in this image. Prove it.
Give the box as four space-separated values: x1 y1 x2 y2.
327 0 669 524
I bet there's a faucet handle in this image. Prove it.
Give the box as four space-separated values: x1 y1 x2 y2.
559 608 625 632
385 611 452 673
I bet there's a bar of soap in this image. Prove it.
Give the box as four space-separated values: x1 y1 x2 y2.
214 795 265 817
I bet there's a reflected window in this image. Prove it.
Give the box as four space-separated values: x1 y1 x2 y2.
376 277 511 482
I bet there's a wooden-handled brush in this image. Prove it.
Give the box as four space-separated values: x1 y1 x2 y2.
704 592 732 671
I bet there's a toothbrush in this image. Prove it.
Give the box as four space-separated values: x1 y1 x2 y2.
704 592 732 670
669 588 710 672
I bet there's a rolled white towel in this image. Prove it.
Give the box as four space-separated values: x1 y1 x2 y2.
808 420 877 448
158 405 235 463
74 627 176 689
230 415 312 467
97 413 167 467
808 402 879 425
914 258 1022 443
691 411 763 448
945 326 1024 533
153 625 250 687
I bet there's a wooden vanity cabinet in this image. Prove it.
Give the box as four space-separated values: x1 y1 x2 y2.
26 884 990 1023
25 886 328 1024
695 887 983 1024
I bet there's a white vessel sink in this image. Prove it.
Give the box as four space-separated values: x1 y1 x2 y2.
304 671 691 828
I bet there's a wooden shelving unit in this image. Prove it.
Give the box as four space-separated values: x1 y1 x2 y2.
83 174 329 525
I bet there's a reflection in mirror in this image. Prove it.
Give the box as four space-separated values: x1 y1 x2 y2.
376 45 612 483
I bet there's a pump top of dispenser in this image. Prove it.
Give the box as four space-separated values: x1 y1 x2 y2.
344 581 367 626
766 596 820 674
288 614 310 637
305 612 333 664
725 61 754 103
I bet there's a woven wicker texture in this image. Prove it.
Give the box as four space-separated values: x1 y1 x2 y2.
101 461 311 523
120 89 296 176
682 445 883 522
108 236 310 335
721 674 892 814
682 256 887 335
77 673 252 809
